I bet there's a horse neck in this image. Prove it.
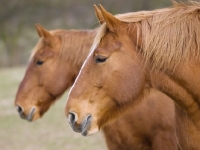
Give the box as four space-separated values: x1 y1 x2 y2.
149 64 200 120
148 64 200 149
61 29 97 75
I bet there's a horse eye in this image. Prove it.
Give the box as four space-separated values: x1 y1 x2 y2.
36 60 44 66
96 56 107 63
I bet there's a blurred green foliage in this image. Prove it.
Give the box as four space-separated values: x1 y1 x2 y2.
0 0 171 67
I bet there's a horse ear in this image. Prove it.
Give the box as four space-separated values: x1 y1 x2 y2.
35 24 43 37
94 5 105 24
35 24 52 39
99 4 121 32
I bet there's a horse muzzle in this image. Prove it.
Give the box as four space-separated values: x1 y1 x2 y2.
68 112 92 136
15 105 36 122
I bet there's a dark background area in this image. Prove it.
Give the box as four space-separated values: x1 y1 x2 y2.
0 0 172 67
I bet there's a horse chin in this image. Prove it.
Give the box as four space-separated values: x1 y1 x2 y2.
30 113 41 121
86 127 99 136
82 126 99 136
81 118 99 136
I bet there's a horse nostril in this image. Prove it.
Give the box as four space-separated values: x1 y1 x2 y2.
68 112 77 125
16 105 23 115
80 115 93 136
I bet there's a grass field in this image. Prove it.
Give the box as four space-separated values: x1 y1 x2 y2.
0 67 107 150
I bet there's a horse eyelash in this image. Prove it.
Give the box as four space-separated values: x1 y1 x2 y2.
36 60 44 66
95 56 107 63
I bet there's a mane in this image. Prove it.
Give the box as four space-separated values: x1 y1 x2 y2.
92 1 200 71
30 29 67 60
30 38 43 60
30 29 97 67
60 29 97 67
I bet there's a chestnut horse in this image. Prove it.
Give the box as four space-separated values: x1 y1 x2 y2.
15 24 177 149
66 2 200 150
